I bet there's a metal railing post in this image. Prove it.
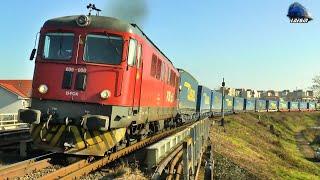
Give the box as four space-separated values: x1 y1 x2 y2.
183 137 194 180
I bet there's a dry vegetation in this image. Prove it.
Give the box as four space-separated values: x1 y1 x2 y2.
211 112 320 180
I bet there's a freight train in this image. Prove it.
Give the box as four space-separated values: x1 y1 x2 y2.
18 14 317 156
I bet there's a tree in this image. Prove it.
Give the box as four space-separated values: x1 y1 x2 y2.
311 75 320 99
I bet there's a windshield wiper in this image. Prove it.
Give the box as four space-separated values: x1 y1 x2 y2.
104 32 121 57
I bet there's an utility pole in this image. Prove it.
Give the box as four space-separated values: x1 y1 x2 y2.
221 78 225 128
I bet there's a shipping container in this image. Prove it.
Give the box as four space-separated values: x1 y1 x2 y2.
244 98 255 111
255 99 267 112
224 95 234 114
196 85 212 119
308 102 316 111
211 91 222 115
233 97 244 112
316 103 320 111
178 69 199 122
289 101 299 111
267 100 278 112
299 102 308 111
278 100 289 112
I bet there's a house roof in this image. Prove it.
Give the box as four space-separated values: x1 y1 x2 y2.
0 80 32 98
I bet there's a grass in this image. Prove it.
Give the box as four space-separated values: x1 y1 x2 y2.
211 112 320 180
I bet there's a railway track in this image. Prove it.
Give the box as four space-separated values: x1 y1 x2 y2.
0 152 55 179
0 122 196 179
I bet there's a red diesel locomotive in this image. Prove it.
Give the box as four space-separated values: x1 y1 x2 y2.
19 15 179 156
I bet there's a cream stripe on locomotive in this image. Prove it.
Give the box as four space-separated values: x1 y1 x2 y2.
31 123 127 156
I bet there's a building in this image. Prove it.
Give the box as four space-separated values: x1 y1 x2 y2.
259 90 280 100
233 88 259 99
219 87 236 96
217 86 317 102
286 89 316 102
0 80 32 114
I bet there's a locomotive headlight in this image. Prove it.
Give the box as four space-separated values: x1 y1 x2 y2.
38 84 48 94
76 15 90 27
100 90 111 99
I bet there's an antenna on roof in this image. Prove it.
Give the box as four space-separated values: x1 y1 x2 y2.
87 3 101 16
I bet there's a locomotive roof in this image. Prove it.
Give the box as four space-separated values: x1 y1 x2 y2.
44 15 143 35
43 15 174 65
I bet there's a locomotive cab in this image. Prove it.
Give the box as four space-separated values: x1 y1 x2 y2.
21 15 143 127
19 15 147 155
19 15 179 156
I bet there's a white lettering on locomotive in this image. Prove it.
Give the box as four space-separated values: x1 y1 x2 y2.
77 68 87 73
65 67 74 72
65 67 87 73
66 91 79 96
166 91 174 103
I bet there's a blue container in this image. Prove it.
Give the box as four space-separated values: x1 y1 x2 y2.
178 69 199 121
308 102 316 110
196 85 212 118
299 102 308 111
233 97 244 112
211 91 222 115
224 95 234 114
256 99 267 112
267 100 278 112
244 98 255 111
289 101 299 111
278 101 289 111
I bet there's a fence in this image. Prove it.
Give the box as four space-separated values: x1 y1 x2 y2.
0 113 28 131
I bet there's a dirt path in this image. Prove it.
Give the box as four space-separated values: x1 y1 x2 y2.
295 132 316 161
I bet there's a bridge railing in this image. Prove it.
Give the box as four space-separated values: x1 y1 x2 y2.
0 113 29 131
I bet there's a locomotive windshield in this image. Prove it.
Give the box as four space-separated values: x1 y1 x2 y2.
84 34 123 65
43 33 74 61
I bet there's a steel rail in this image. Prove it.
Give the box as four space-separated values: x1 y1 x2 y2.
38 159 89 180
44 122 195 179
0 153 55 179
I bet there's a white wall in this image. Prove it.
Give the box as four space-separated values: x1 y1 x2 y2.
0 87 29 114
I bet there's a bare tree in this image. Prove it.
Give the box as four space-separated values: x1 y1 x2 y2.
311 75 320 98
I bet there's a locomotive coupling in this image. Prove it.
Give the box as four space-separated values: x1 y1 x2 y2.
18 109 41 124
82 115 109 131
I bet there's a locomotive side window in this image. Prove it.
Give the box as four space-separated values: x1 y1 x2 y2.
156 59 162 79
43 33 74 61
127 39 137 66
170 70 175 86
84 34 123 65
151 54 157 77
161 63 166 81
